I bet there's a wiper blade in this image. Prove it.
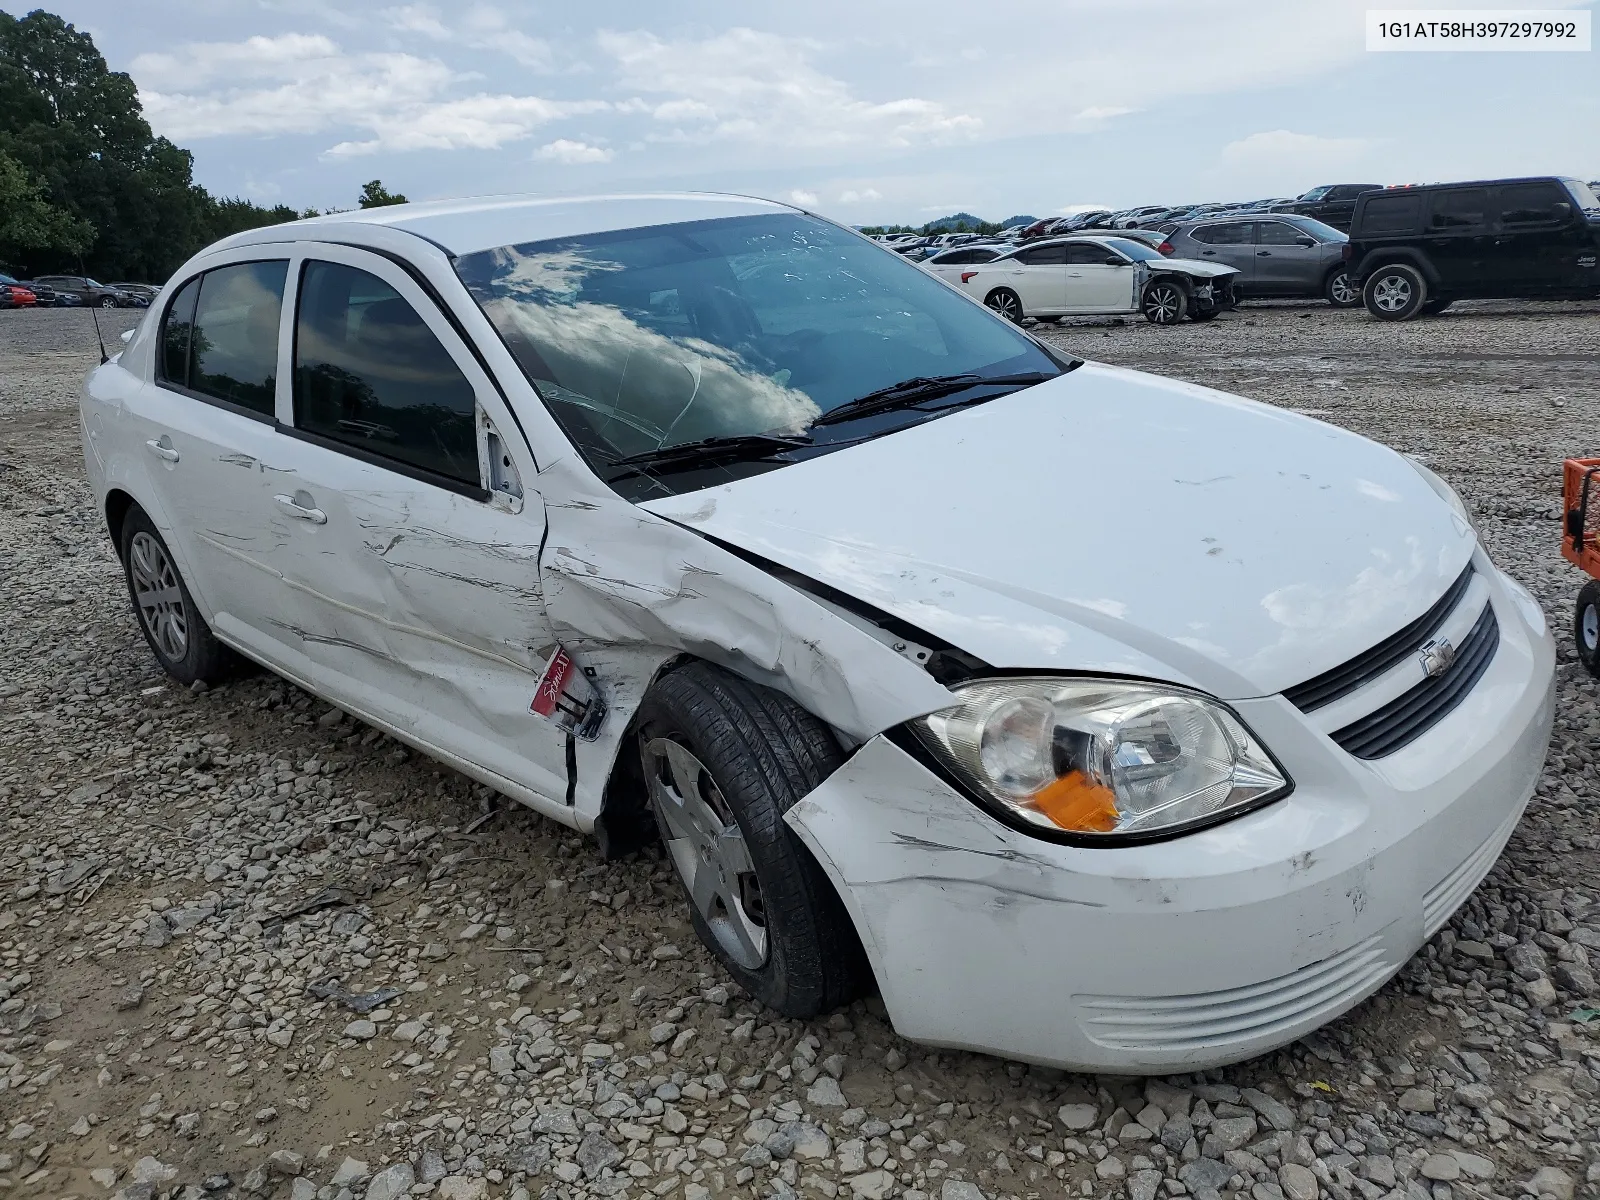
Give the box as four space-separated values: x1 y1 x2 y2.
605 432 812 475
811 371 1056 427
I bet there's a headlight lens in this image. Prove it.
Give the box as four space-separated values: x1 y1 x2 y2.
913 678 1290 840
1405 454 1480 542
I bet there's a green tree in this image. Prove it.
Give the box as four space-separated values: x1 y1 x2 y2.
0 147 90 257
358 180 407 208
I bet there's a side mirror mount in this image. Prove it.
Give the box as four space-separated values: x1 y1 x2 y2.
1295 236 1317 247
1554 201 1574 220
1104 256 1125 267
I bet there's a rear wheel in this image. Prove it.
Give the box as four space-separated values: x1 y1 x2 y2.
120 505 241 686
1363 263 1427 320
1324 267 1360 308
1576 582 1600 678
1142 279 1188 325
636 663 869 1017
984 288 1023 323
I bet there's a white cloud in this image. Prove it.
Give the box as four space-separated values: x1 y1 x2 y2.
135 32 604 156
537 138 614 164
789 189 819 207
1221 129 1371 172
1055 202 1114 215
598 28 980 150
382 3 561 70
838 187 881 203
1073 105 1136 125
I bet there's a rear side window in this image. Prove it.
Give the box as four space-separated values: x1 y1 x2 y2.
1358 195 1422 234
1430 189 1489 231
1017 244 1068 265
1192 223 1252 245
1498 182 1569 226
1256 222 1308 246
157 261 287 418
293 260 480 488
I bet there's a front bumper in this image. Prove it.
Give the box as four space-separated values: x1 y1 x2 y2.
786 566 1554 1073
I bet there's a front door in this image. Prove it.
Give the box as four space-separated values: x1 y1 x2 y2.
1251 221 1324 295
1061 241 1137 311
1423 188 1493 295
259 246 570 805
1490 181 1588 293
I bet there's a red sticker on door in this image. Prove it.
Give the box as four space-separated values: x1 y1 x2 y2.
531 647 575 717
530 646 606 739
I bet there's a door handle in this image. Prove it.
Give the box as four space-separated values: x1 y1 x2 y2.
274 492 328 524
1257 251 1272 257
1067 271 1083 277
1201 250 1217 256
145 437 179 463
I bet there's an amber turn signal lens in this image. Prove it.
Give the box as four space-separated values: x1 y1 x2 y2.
1030 770 1119 833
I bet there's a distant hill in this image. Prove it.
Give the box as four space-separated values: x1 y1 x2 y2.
1000 214 1037 228
923 212 987 232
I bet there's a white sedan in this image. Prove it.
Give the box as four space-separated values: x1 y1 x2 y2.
956 234 1241 324
83 193 1552 1072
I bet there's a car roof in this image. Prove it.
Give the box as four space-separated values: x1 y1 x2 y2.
1357 175 1569 197
222 192 796 257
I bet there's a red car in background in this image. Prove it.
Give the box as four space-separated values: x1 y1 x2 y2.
1 274 40 308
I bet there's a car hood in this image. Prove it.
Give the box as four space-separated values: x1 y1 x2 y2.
1154 258 1240 279
641 363 1475 701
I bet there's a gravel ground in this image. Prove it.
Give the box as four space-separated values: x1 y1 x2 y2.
3 298 1600 1200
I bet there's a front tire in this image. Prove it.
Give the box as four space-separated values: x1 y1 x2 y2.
1363 263 1427 320
984 287 1023 323
96 295 117 309
1142 278 1188 325
1324 267 1360 308
120 505 241 686
1576 582 1600 678
636 663 869 1018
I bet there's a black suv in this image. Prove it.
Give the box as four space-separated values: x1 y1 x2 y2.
1346 177 1600 321
1271 184 1384 231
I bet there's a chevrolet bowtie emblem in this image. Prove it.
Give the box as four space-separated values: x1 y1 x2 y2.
1418 638 1457 678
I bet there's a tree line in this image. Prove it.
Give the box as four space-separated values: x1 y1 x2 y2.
0 9 407 283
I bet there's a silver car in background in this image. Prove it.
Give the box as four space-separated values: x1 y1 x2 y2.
1162 214 1358 307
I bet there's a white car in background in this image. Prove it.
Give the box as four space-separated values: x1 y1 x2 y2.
957 234 1241 324
81 192 1553 1072
919 243 1006 283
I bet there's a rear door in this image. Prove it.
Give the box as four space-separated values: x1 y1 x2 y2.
1061 241 1137 311
258 245 570 803
1187 222 1258 286
1252 220 1323 295
1491 181 1586 292
1424 188 1493 294
1002 243 1070 314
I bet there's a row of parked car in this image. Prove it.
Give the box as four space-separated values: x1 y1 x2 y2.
0 274 156 310
897 175 1600 324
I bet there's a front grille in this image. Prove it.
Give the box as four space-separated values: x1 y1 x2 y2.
1284 563 1475 713
1330 602 1499 759
1075 935 1392 1054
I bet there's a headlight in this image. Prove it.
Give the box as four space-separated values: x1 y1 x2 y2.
1405 455 1480 543
912 678 1290 841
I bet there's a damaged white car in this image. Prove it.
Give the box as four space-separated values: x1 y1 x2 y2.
82 194 1554 1072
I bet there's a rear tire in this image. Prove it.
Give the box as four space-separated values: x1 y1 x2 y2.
1142 278 1188 325
120 505 241 687
1362 263 1427 320
636 663 870 1018
1324 267 1360 308
984 288 1023 323
1576 582 1600 678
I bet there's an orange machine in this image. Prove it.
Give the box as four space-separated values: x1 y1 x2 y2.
1561 458 1600 676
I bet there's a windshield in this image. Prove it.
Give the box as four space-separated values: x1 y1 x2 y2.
1283 216 1345 242
1100 238 1162 261
456 213 1062 484
1299 187 1333 202
1565 179 1600 213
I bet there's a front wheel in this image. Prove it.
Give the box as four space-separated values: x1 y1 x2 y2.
1363 263 1427 320
120 505 242 686
1576 582 1600 678
636 663 869 1018
984 288 1023 323
1324 268 1360 308
96 295 117 309
1142 279 1188 325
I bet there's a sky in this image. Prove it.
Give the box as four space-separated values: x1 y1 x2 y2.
11 0 1599 224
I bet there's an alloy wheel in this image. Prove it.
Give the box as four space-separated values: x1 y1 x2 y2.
644 736 768 969
1329 272 1356 305
1144 283 1182 324
985 292 1020 322
129 531 188 661
1372 275 1412 312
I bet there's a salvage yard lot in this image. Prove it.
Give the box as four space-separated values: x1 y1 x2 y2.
3 299 1600 1200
